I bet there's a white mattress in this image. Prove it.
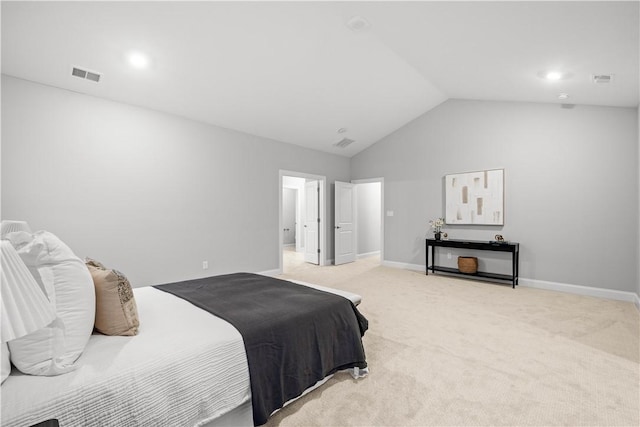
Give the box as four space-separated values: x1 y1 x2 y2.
1 279 363 427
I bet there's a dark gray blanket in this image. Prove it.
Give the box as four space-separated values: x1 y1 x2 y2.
154 273 367 426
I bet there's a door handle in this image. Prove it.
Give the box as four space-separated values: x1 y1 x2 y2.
335 226 341 229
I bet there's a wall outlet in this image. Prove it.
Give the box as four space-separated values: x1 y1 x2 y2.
386 210 394 217
202 261 209 269
447 251 452 260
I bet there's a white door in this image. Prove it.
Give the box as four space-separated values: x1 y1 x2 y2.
304 180 319 264
334 181 356 265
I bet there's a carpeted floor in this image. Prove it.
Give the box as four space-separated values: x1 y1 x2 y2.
266 254 640 426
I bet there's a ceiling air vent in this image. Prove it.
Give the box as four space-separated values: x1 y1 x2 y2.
71 66 101 83
334 138 355 149
592 74 613 84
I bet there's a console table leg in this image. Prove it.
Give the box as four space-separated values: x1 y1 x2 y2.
426 245 429 275
515 251 519 286
512 251 516 288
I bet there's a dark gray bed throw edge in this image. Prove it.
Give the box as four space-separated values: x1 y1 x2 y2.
154 272 368 426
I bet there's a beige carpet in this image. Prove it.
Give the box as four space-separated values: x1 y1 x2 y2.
266 254 640 426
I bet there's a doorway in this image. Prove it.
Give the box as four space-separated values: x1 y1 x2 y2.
279 170 327 274
282 187 298 249
353 178 384 264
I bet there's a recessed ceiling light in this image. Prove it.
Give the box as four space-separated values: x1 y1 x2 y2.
538 70 573 81
558 93 569 100
337 128 348 134
545 71 563 81
128 52 149 69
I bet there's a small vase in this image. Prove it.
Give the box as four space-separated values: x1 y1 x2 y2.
434 232 442 241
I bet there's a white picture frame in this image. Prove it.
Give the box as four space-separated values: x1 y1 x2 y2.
445 169 504 225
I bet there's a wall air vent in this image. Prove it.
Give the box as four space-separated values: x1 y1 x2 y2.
334 138 355 149
71 66 101 83
592 74 613 84
71 67 87 78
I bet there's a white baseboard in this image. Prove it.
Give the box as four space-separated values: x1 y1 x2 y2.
357 251 380 259
381 260 640 311
518 278 639 306
382 260 424 272
258 268 281 277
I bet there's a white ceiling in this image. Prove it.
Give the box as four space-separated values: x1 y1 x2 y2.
2 1 638 157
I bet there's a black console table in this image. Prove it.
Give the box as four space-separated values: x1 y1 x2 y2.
426 239 519 288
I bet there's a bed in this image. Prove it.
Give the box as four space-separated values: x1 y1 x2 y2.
1 273 368 427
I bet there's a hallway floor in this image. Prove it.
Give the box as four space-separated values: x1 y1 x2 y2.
283 245 380 274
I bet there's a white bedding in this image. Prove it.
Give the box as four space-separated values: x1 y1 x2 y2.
1 287 250 427
1 279 362 427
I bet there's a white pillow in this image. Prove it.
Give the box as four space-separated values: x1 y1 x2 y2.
1 342 10 383
8 231 95 376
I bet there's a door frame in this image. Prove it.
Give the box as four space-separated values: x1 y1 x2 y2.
352 177 385 263
279 170 327 273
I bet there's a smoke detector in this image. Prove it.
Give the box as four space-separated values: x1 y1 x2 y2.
334 138 355 149
592 74 613 84
71 66 101 83
346 16 371 32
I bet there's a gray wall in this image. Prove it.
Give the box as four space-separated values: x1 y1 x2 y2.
356 182 381 255
1 76 350 286
351 99 639 293
3 77 638 296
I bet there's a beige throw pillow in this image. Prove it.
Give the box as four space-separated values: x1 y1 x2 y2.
86 259 139 336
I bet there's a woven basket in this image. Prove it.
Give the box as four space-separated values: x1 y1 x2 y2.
458 256 478 274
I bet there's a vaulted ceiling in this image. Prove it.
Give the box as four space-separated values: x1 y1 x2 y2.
2 1 638 157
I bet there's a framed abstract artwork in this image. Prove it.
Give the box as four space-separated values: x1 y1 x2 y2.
445 169 504 225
